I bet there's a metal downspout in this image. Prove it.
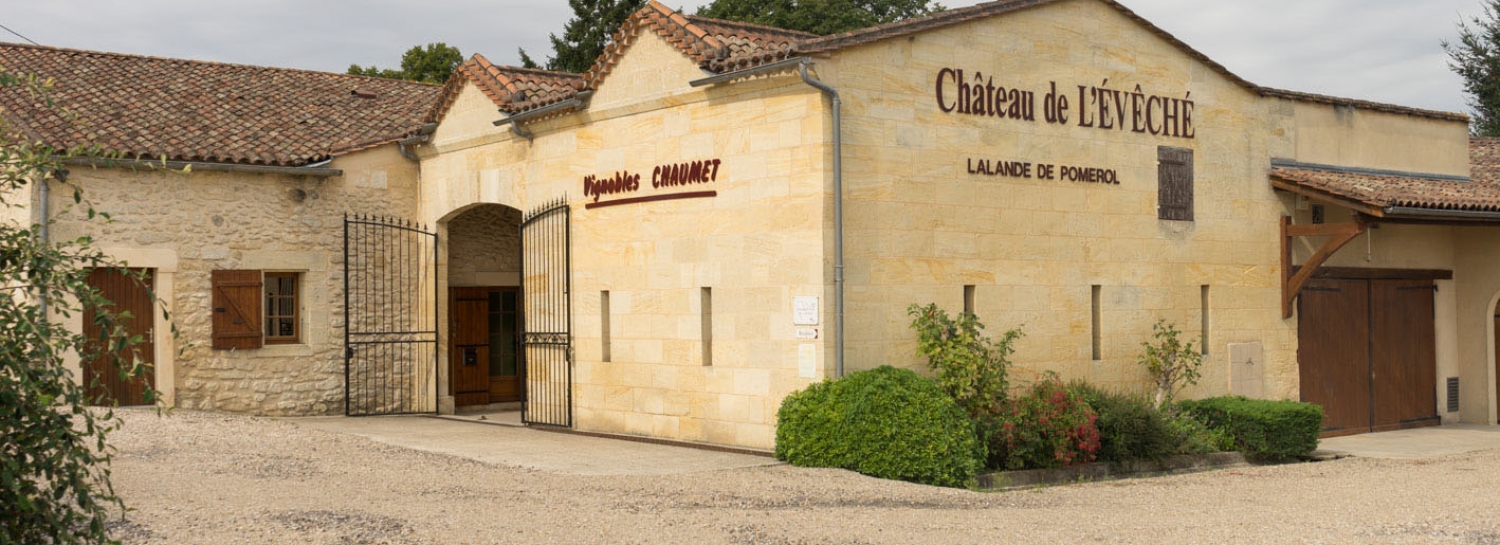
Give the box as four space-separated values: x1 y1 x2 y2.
38 170 57 323
798 61 845 378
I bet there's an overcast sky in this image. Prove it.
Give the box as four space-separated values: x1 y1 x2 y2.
0 0 1486 114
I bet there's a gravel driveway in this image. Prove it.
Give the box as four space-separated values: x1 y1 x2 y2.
107 409 1500 545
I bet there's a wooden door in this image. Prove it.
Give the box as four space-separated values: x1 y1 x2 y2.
1370 280 1438 430
83 268 155 406
1298 278 1371 434
451 288 490 406
1494 312 1499 424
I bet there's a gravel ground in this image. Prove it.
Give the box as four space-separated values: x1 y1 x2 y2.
106 409 1500 545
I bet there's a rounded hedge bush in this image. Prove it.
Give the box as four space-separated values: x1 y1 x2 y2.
774 366 986 488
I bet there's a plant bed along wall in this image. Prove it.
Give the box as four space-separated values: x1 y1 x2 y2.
975 452 1250 491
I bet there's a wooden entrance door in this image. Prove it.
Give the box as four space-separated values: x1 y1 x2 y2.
83 268 155 406
1494 311 1499 424
1370 279 1437 431
1298 278 1370 433
450 287 521 406
1297 276 1439 436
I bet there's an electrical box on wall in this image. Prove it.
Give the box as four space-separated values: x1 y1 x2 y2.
1228 343 1264 398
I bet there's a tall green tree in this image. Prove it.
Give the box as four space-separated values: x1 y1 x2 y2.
697 0 944 36
348 42 464 84
1 70 167 544
1446 1 1500 136
522 0 646 74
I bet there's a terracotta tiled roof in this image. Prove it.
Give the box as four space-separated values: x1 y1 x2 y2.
426 54 584 124
560 0 1466 125
0 42 440 167
1271 166 1500 215
1470 137 1500 184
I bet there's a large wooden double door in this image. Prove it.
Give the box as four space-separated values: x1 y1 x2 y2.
84 268 156 406
1298 276 1439 436
450 287 521 406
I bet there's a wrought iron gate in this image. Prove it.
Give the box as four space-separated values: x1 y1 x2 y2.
520 200 572 426
344 214 439 416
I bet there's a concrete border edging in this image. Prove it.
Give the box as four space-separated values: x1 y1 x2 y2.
976 452 1249 491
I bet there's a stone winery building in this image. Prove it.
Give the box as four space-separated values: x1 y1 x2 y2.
4 0 1500 449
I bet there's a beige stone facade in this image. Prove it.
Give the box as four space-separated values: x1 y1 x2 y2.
50 145 420 415
25 0 1500 451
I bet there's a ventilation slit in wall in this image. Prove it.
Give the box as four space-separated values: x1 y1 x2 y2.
1447 377 1460 413
1091 285 1102 361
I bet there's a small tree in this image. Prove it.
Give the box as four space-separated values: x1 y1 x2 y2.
348 42 464 84
906 303 1021 419
1137 321 1202 409
1 68 168 545
1445 1 1500 136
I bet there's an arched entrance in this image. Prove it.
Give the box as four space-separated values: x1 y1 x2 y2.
443 204 523 408
1494 297 1500 423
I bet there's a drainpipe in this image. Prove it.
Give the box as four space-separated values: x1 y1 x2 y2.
689 58 847 378
797 62 845 379
38 169 59 323
398 123 439 162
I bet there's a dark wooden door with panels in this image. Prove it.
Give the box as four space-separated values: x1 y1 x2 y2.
450 287 522 406
1298 274 1439 437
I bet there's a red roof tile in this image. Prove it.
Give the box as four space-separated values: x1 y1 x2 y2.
426 54 584 124
0 42 440 167
1271 164 1500 215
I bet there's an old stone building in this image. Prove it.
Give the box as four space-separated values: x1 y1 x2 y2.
5 0 1500 450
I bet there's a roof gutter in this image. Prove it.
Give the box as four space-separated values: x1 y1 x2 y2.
1383 206 1500 222
399 123 439 162
688 56 812 87
692 57 847 379
63 156 342 177
492 91 594 141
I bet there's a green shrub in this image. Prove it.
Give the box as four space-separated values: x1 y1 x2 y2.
1137 321 1204 409
907 303 1023 420
1177 396 1323 461
775 366 986 488
985 375 1100 470
1068 382 1176 463
1165 412 1235 455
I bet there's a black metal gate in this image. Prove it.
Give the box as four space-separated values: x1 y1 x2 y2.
520 200 572 426
344 214 439 416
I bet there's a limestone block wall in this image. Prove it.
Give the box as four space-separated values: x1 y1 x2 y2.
50 145 420 415
447 204 521 287
1454 229 1500 424
420 28 829 449
817 0 1294 400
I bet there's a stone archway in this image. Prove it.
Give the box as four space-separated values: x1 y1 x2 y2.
438 203 524 411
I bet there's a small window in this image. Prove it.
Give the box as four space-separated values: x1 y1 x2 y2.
1158 146 1194 221
264 272 300 344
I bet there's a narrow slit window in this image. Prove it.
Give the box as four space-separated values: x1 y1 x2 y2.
963 285 976 315
1201 285 1211 356
601 291 611 362
1091 285 1102 361
701 287 713 367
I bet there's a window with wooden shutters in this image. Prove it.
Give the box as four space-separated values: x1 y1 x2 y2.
1158 146 1194 221
211 270 263 349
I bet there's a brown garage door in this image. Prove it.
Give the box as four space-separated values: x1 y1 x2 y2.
1297 277 1438 436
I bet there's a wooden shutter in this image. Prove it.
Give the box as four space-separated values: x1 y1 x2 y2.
1158 146 1195 221
212 270 263 350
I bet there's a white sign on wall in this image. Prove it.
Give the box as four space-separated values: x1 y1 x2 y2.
792 296 819 326
798 343 817 379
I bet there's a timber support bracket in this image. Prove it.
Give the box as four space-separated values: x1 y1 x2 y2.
1281 216 1369 318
